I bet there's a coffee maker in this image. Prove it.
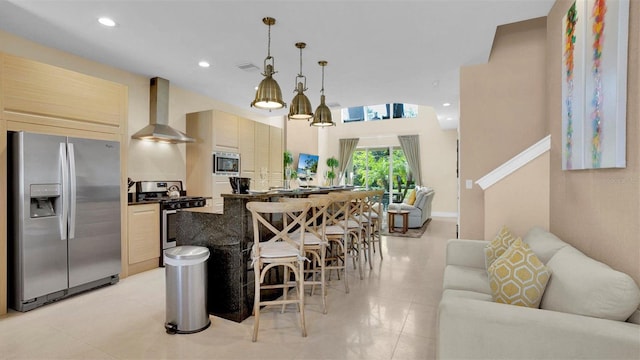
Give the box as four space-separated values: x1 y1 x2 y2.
229 177 251 194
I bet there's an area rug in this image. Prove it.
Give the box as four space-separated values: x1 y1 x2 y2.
381 218 431 238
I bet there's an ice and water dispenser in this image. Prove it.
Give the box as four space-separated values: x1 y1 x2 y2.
29 184 61 218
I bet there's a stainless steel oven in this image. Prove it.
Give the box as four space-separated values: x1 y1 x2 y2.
162 208 178 251
136 180 206 266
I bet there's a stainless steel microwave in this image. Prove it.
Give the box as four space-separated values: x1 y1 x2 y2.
213 151 240 176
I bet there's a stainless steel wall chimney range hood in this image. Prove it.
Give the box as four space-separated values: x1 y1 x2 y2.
131 77 195 143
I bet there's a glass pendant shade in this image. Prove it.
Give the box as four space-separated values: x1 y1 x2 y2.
311 60 335 127
251 17 285 110
288 42 313 120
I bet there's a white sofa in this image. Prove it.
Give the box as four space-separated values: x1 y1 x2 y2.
438 227 640 359
388 186 435 228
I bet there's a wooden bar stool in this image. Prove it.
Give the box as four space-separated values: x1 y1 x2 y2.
246 200 311 342
279 196 332 314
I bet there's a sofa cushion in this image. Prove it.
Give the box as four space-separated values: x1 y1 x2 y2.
443 265 492 295
541 246 640 321
442 289 493 302
488 238 551 308
628 308 640 325
414 189 433 210
413 191 426 209
390 203 417 211
484 226 517 269
522 226 569 264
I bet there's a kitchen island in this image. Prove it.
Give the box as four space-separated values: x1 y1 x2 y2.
176 187 351 322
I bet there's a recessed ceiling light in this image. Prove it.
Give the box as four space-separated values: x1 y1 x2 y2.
198 61 210 68
447 117 454 121
98 17 116 27
254 86 259 91
443 102 451 107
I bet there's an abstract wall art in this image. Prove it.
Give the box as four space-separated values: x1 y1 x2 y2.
561 0 629 170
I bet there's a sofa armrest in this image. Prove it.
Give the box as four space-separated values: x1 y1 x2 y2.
438 297 640 359
446 239 488 269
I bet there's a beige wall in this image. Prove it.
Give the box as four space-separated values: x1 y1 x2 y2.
547 0 640 285
319 107 458 216
0 30 280 187
484 152 550 239
284 117 318 178
459 17 548 239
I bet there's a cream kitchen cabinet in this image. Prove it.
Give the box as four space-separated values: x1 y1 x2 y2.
238 117 255 180
127 203 160 275
1 53 127 134
269 126 283 188
186 109 284 212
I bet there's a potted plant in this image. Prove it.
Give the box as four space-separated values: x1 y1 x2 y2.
326 156 339 186
283 151 294 188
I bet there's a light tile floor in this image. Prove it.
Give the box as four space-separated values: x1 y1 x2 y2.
0 217 455 360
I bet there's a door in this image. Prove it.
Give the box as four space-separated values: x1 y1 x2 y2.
12 132 68 300
67 137 121 287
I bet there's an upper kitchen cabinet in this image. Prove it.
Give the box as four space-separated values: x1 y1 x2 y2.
186 109 284 213
254 122 270 182
0 53 127 134
269 126 283 188
238 117 255 179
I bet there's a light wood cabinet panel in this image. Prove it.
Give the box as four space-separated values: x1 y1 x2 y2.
186 111 214 200
127 204 160 268
238 117 255 173
1 54 127 134
269 126 283 188
214 111 238 149
255 123 270 171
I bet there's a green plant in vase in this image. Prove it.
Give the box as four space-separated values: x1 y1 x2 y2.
283 150 294 189
326 156 339 186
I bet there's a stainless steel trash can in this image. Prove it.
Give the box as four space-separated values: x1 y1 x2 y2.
164 246 210 334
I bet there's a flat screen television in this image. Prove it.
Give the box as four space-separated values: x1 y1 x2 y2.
297 153 319 176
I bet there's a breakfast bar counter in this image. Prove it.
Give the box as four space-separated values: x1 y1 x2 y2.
176 187 353 322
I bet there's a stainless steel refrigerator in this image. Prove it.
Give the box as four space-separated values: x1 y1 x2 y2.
8 131 121 311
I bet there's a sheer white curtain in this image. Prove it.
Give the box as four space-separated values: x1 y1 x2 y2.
398 135 422 186
338 138 359 184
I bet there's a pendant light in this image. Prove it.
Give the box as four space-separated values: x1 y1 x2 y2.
251 17 286 110
288 42 313 120
310 60 335 127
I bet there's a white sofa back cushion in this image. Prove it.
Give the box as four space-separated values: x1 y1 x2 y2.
541 246 640 321
523 226 569 264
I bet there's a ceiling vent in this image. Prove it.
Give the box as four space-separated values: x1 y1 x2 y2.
237 63 260 72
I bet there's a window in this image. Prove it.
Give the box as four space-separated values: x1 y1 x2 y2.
351 147 415 209
341 103 418 123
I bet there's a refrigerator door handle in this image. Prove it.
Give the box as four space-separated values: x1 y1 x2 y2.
59 143 68 241
68 143 77 240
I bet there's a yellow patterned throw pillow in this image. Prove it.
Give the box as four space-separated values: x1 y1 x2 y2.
488 238 551 308
484 225 517 269
406 189 417 205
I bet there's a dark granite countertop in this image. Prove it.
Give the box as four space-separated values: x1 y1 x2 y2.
221 186 357 199
127 199 161 206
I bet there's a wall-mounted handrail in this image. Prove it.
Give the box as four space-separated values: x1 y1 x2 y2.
476 135 551 190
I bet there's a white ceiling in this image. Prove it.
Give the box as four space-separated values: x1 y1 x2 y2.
0 0 554 130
